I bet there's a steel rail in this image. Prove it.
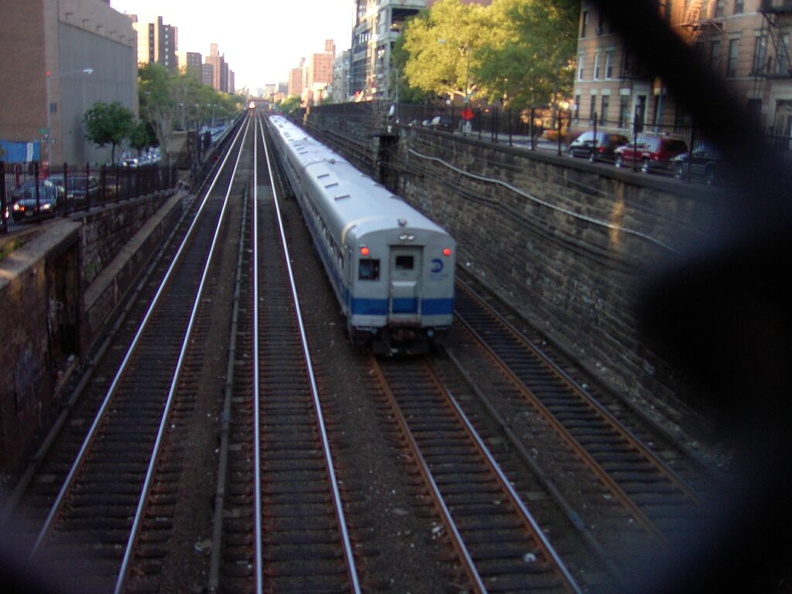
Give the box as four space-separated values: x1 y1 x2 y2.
424 362 585 594
29 119 250 558
113 117 253 593
207 180 249 592
251 112 264 593
258 114 362 594
369 355 488 594
452 284 699 546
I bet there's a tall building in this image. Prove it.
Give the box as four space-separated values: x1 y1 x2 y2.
206 43 229 92
349 0 492 101
179 51 204 82
305 40 336 105
288 59 306 98
0 0 137 165
572 0 792 137
131 15 178 74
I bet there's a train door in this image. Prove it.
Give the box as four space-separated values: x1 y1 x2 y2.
388 246 422 323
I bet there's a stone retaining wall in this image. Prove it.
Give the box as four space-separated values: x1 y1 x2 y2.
307 114 726 422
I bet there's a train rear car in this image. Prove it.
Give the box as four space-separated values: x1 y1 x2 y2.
267 115 455 355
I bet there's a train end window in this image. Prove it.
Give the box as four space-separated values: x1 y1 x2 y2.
359 259 380 281
395 255 414 270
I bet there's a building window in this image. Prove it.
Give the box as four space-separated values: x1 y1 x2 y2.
619 94 630 128
574 94 581 122
734 0 744 14
605 51 614 79
710 39 722 73
577 53 585 80
581 10 589 38
593 52 601 79
715 1 726 18
727 38 740 77
753 35 768 75
600 95 610 124
589 95 597 123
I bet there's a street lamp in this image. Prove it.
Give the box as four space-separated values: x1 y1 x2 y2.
45 67 94 168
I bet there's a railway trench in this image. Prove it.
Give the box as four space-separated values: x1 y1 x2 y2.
0 111 729 593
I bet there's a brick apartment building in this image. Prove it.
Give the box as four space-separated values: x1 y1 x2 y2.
572 0 792 139
0 0 137 166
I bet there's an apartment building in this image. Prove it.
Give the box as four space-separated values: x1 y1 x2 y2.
351 0 427 100
132 16 179 75
573 0 792 138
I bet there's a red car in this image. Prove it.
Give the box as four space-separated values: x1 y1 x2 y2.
614 135 688 174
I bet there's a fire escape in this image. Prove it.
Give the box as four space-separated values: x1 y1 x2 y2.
679 0 724 46
758 0 792 78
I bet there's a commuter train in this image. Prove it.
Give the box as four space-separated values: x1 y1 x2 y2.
266 115 456 355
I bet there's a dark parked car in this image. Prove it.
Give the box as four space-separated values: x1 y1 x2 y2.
568 131 629 162
614 135 688 173
64 175 100 202
672 142 723 184
10 179 62 222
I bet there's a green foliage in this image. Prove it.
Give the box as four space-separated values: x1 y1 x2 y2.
83 101 135 163
401 0 580 110
138 63 242 162
279 96 303 115
129 121 155 153
403 0 491 102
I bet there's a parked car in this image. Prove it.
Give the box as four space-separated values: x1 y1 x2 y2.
672 142 723 184
568 131 629 162
614 135 688 173
49 174 100 202
64 175 100 202
426 115 454 132
10 179 62 222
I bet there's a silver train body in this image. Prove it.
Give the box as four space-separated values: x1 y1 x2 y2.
267 115 456 354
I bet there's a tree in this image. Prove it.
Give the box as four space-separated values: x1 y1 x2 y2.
83 101 135 164
474 0 579 110
278 95 303 115
400 0 579 110
402 0 491 103
391 34 426 104
139 63 178 163
129 121 155 156
138 63 242 163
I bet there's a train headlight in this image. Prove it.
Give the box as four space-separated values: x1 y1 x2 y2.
443 248 452 256
360 246 370 256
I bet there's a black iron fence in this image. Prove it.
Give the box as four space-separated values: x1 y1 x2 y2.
1 161 178 233
308 102 782 160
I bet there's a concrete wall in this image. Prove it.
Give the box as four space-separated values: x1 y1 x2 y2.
0 190 180 470
0 223 80 471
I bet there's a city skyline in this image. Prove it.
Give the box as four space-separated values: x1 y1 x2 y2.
110 0 355 90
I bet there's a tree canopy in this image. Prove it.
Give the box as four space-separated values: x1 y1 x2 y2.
83 101 135 164
138 63 241 163
401 0 580 110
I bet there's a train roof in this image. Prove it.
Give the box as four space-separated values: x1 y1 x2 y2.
270 116 451 243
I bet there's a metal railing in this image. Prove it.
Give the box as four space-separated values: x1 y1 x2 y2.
1 161 178 232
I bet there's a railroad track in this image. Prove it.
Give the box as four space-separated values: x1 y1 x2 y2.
209 114 360 593
369 354 585 593
445 277 721 582
0 110 727 593
0 115 249 592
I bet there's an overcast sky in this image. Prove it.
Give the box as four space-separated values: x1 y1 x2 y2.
110 0 355 90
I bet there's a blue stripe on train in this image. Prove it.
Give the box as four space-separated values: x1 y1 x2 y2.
350 298 454 317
